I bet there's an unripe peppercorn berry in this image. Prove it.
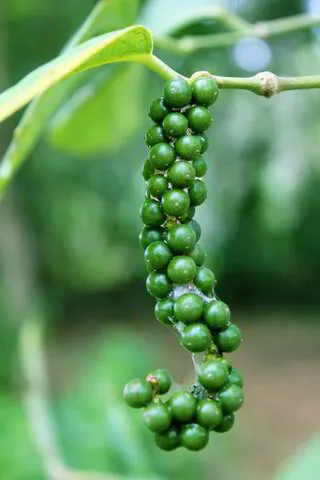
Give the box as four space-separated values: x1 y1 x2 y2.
142 159 154 180
148 368 172 394
228 369 244 388
149 97 169 123
145 125 167 147
194 267 216 294
143 402 172 432
169 390 197 423
123 378 153 408
140 199 166 227
186 219 201 241
139 226 164 250
204 300 230 330
144 241 172 271
163 78 192 108
215 324 242 352
167 224 196 254
189 179 207 206
198 359 229 390
155 427 180 451
181 323 212 352
154 298 174 326
163 112 188 137
188 106 213 133
147 174 168 197
217 384 244 413
180 424 209 451
174 293 204 323
198 133 209 153
175 135 202 160
167 161 196 188
193 157 207 177
188 243 206 266
196 398 223 429
213 413 235 433
146 272 172 298
162 189 190 217
192 77 219 106
167 256 197 284
150 143 176 170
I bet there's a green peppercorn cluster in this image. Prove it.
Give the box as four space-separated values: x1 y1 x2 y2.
124 76 244 451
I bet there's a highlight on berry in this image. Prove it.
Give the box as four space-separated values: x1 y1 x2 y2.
124 75 244 452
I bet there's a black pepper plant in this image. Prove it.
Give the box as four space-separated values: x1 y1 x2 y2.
123 76 244 452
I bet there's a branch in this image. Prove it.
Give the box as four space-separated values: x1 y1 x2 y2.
154 13 320 53
19 318 134 480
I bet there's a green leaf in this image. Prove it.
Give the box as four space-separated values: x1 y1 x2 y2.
0 25 152 123
273 436 320 480
49 63 146 156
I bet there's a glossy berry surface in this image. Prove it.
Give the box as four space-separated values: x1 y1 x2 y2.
194 266 216 294
167 161 196 188
167 224 196 254
155 427 180 451
196 398 223 429
175 135 202 160
149 97 169 123
144 241 172 271
215 324 242 352
188 106 213 133
145 124 167 147
192 77 219 106
204 300 230 330
228 369 244 388
193 157 207 177
150 143 175 170
163 112 188 137
198 359 229 390
213 413 235 433
169 390 197 423
154 298 174 325
217 384 244 413
142 159 154 181
189 179 207 206
143 402 172 432
139 226 164 249
123 378 153 408
181 323 212 352
162 189 190 217
198 133 208 153
163 78 192 108
148 368 172 394
186 219 201 241
174 293 204 323
146 272 172 298
140 199 166 227
180 424 209 451
147 174 168 197
188 244 206 266
167 256 197 284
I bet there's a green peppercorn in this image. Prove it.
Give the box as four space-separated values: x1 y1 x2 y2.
198 134 209 154
175 135 202 160
145 125 167 147
147 174 168 197
213 413 235 433
148 369 172 394
188 244 206 266
144 241 172 271
174 293 204 323
162 189 190 217
139 226 164 249
193 157 208 177
167 256 197 284
180 424 209 451
149 143 176 170
142 159 154 180
192 77 219 106
188 106 213 133
217 384 244 413
194 267 216 294
186 219 201 241
189 179 207 206
140 199 166 227
163 78 192 108
167 224 196 254
149 97 170 123
181 323 212 352
219 358 233 372
155 426 181 451
169 390 197 423
204 300 230 330
163 112 188 137
198 359 228 390
196 398 223 429
123 378 153 408
143 402 172 433
228 369 244 388
186 206 196 220
167 161 196 188
146 272 172 298
155 298 174 326
214 324 242 352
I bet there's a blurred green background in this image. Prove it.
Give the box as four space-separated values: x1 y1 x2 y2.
0 0 319 479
